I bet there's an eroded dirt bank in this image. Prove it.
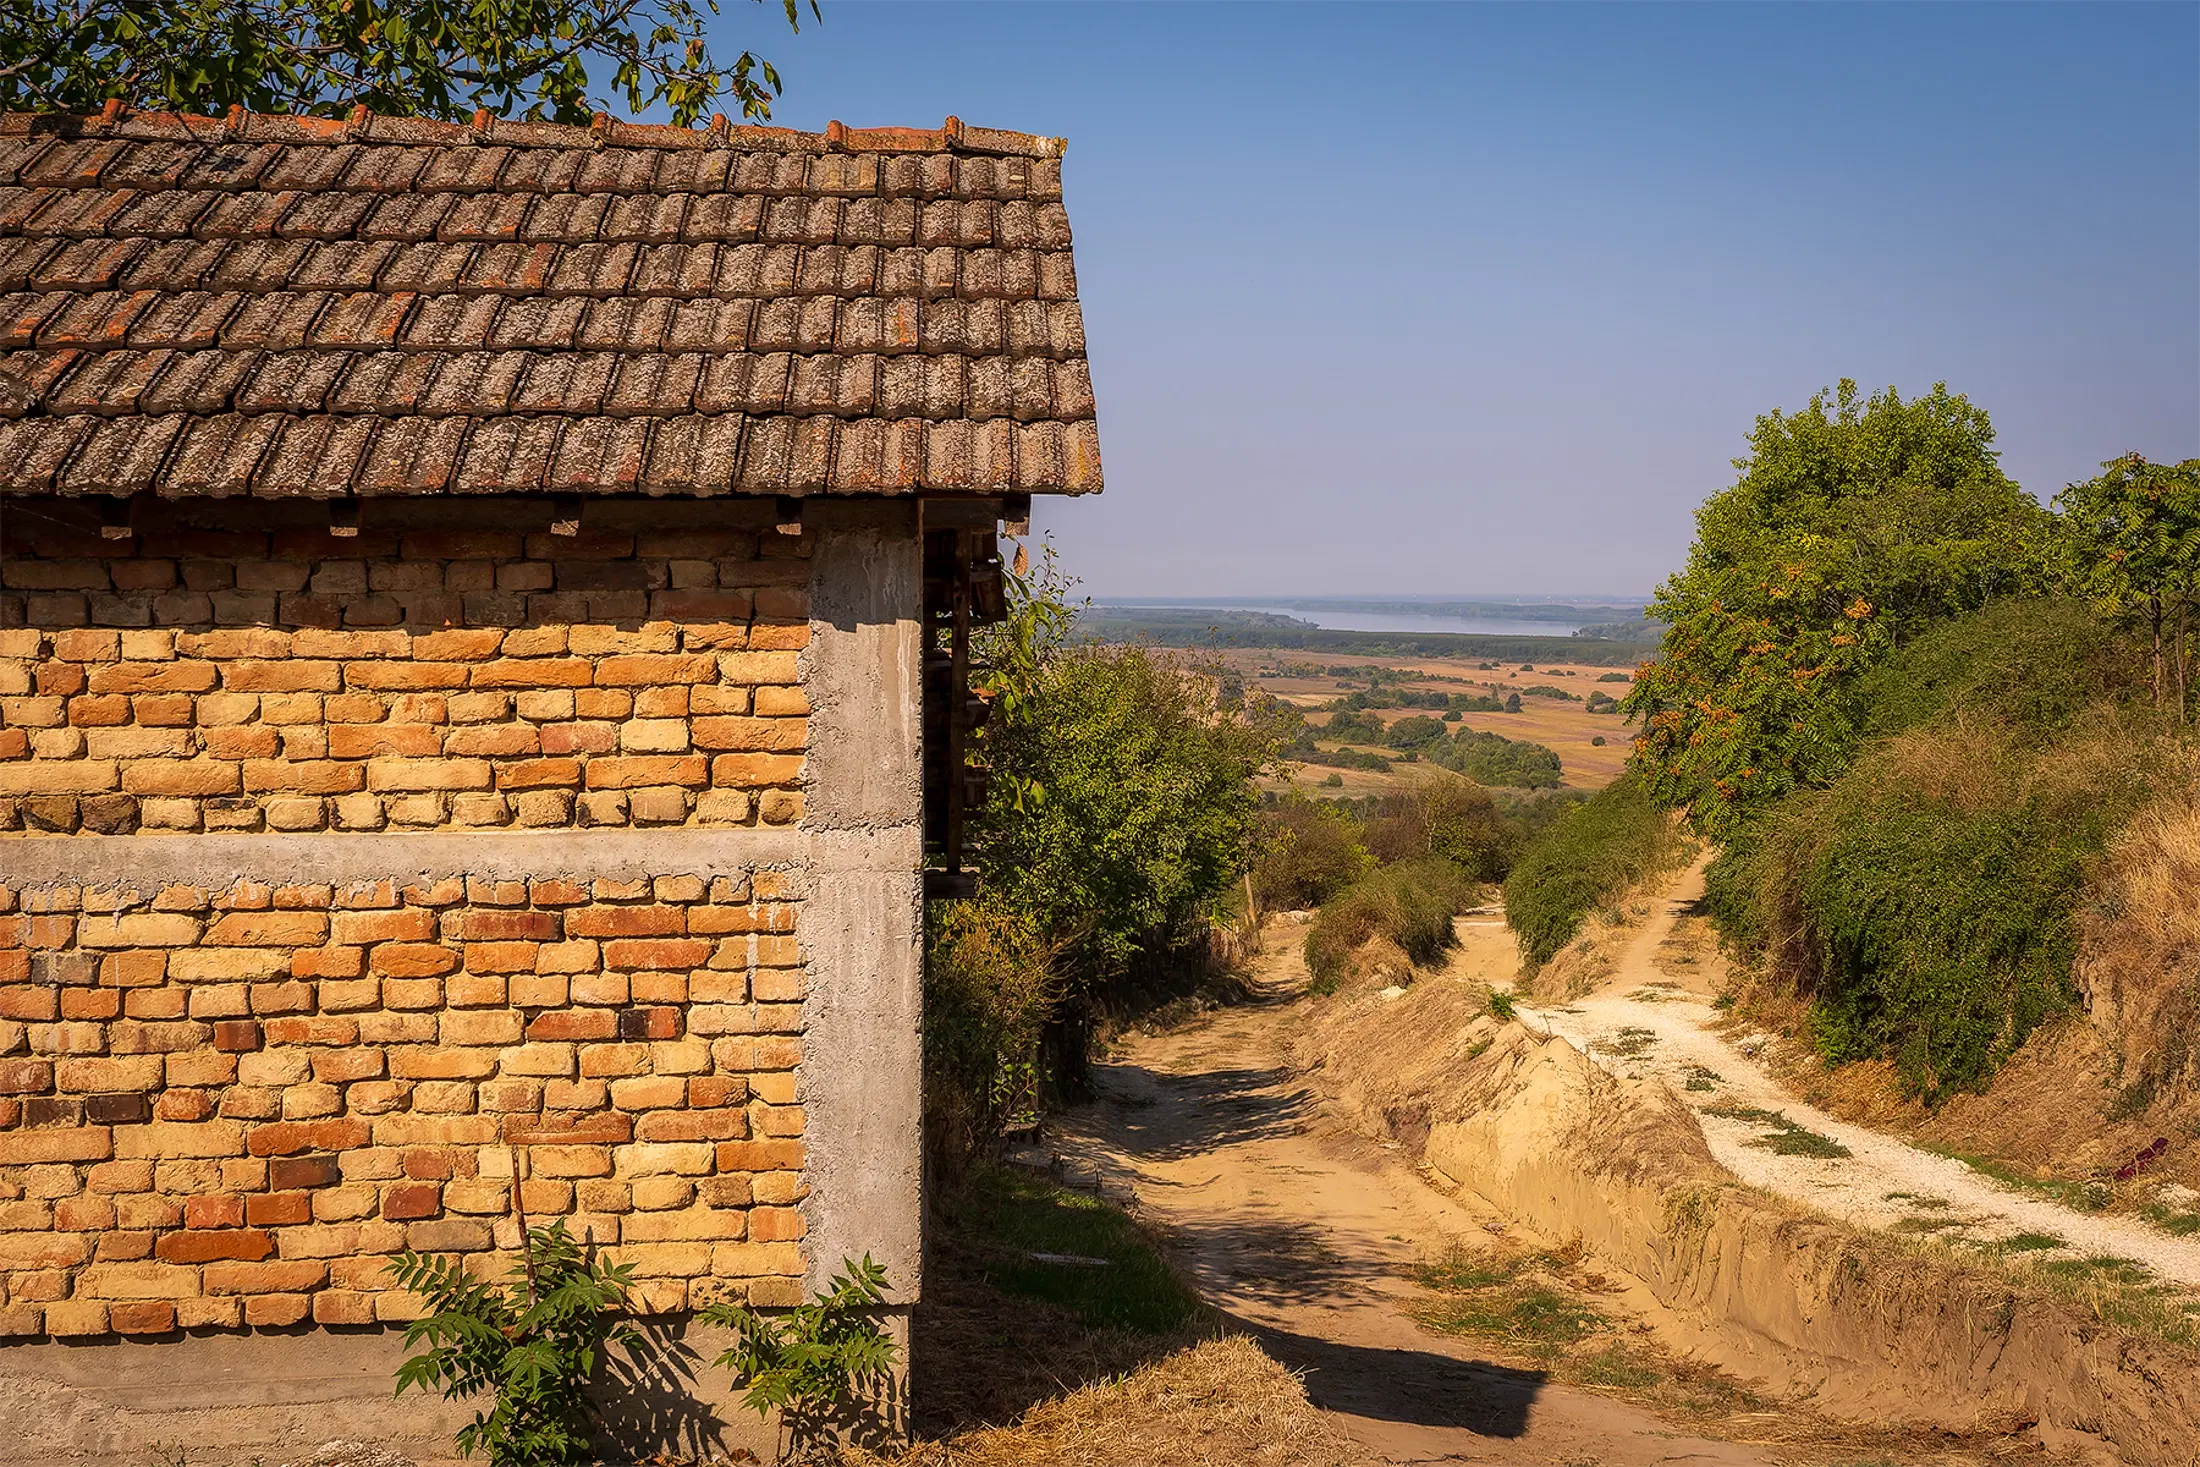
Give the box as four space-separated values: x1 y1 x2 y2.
1304 965 2200 1466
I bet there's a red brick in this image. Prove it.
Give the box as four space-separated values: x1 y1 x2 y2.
155 1228 274 1263
620 1007 683 1041
603 938 710 971
0 1059 53 1094
268 1154 342 1190
688 1076 750 1108
381 1182 442 1220
446 909 558 941
246 1119 370 1156
244 1294 313 1326
203 1260 327 1295
584 756 708 790
501 1113 632 1146
211 1019 262 1052
715 1139 805 1171
402 1150 455 1180
564 906 685 939
182 1195 245 1230
246 1191 312 1226
372 944 460 978
109 1301 178 1335
496 758 585 789
313 1290 379 1325
464 941 538 975
526 1010 616 1041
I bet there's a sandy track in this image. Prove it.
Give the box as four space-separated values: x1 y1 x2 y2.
1054 971 1780 1466
1514 861 2200 1293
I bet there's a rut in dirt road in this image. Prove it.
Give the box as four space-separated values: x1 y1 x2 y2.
1054 975 1781 1466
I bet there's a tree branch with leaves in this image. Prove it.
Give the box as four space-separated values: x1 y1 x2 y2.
2054 453 2200 721
0 0 815 126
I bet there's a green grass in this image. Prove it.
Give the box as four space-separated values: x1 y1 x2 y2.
1999 1231 2067 1253
1487 989 1516 1020
1593 1026 1658 1059
956 1167 1207 1336
2140 1203 2200 1237
2039 1254 2153 1286
1412 1249 1606 1363
1702 1105 1852 1159
1919 1144 2110 1212
1681 1064 1721 1092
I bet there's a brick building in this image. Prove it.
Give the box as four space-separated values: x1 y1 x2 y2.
0 102 1098 1462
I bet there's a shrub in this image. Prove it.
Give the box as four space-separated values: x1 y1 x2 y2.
924 899 1059 1175
1361 780 1513 880
1853 597 2131 741
1597 672 1631 683
1584 691 1619 714
392 1219 637 1467
1304 858 1475 987
1503 776 1685 973
1709 718 2154 1100
1591 735 1606 746
1322 709 1387 743
1431 727 1563 789
1521 685 1579 701
981 640 1277 1003
1385 714 1448 749
705 1256 899 1455
1504 693 1522 713
1253 794 1372 911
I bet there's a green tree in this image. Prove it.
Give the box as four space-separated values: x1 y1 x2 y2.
2054 454 2200 721
970 551 1283 1090
1624 380 2045 834
0 0 811 125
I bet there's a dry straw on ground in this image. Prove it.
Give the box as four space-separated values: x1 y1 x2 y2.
842 1335 1349 1467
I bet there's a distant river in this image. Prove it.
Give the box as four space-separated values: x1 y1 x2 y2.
1219 605 1591 637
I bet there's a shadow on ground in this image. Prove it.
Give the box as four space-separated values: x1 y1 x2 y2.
1235 1313 1544 1438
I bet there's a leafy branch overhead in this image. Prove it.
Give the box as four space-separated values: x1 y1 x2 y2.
0 0 817 126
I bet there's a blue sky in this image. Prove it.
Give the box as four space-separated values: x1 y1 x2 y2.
736 1 2199 598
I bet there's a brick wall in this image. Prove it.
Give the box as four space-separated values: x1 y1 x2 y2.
0 498 809 833
0 869 807 1337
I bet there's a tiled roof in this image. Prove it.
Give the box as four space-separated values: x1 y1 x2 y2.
0 106 1099 500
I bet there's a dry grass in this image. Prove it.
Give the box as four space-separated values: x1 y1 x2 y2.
844 1335 1351 1467
2078 758 2200 1107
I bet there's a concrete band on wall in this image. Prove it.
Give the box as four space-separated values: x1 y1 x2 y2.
0 502 926 1464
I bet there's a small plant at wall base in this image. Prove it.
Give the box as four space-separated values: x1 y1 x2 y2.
392 1219 638 1467
704 1256 900 1458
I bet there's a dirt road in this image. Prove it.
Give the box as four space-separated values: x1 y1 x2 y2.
1515 860 2200 1294
1056 966 1780 1466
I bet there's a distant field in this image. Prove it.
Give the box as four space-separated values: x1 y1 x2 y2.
1077 611 1657 668
1228 647 1638 794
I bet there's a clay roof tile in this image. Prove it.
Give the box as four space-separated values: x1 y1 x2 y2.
0 104 1095 498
